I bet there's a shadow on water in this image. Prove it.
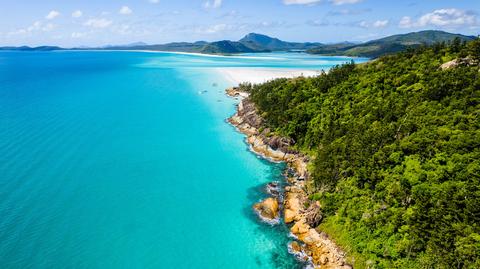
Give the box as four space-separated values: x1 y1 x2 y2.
225 112 306 268
243 159 307 269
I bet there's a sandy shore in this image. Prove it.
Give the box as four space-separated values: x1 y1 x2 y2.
217 68 321 84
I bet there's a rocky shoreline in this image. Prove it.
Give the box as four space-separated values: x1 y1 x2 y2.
226 87 351 269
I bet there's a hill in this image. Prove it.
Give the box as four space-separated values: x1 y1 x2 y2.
239 33 321 51
308 30 476 58
200 40 269 54
1 31 476 56
239 39 480 268
0 46 63 51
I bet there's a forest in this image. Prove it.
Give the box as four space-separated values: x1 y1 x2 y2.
240 38 480 268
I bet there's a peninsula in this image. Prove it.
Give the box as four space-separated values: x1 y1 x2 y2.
226 38 480 268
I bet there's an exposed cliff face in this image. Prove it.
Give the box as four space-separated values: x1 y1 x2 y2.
227 90 350 269
229 98 299 159
440 57 479 70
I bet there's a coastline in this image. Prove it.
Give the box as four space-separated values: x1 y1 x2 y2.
225 86 351 269
217 68 321 85
72 49 288 60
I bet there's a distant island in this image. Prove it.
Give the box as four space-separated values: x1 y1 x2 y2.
1 30 476 58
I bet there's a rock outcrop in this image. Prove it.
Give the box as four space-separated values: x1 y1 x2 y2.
440 57 479 70
305 201 323 228
284 185 304 224
227 91 351 269
226 87 250 98
228 98 299 162
253 197 279 221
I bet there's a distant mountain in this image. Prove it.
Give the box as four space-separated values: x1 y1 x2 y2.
307 30 476 58
1 30 476 57
98 42 204 52
0 46 63 51
373 30 474 44
103 42 148 48
200 40 268 54
91 33 321 54
239 33 322 51
126 42 148 47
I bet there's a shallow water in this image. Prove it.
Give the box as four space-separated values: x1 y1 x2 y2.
0 51 366 268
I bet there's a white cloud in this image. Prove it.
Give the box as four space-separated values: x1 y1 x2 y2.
307 19 329 26
84 18 113 28
331 0 362 5
8 21 55 35
72 10 83 18
399 16 413 28
71 32 86 38
356 19 388 28
283 0 361 5
42 23 55 31
283 0 322 5
46 10 60 20
327 8 371 16
204 23 228 33
29 21 43 31
119 6 133 15
204 0 223 8
373 20 389 28
115 24 132 35
399 8 477 28
358 21 369 28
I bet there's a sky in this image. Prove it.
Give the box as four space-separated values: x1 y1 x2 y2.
0 0 479 47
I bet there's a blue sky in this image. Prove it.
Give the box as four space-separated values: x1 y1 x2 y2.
0 0 479 47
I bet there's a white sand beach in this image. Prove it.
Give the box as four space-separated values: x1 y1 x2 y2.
217 68 321 85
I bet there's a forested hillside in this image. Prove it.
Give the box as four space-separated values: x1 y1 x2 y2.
241 39 480 268
307 30 475 58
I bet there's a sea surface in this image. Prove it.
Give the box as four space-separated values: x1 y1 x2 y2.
0 51 367 268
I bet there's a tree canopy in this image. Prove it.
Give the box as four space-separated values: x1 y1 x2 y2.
243 39 480 268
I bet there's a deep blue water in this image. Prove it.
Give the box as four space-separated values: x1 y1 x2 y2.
0 51 367 268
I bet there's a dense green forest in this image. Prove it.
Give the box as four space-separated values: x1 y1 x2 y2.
241 38 480 268
307 30 475 58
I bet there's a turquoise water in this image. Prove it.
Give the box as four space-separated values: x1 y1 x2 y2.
0 51 366 268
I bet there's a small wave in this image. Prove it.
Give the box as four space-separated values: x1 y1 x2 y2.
287 242 314 269
288 232 299 240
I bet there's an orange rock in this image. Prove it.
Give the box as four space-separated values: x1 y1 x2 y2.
291 221 310 235
289 241 302 253
284 209 296 223
253 197 279 220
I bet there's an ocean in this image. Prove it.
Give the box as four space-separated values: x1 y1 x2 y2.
0 51 366 268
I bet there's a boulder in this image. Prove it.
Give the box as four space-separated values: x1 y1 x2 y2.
440 57 478 70
289 241 302 253
291 220 310 235
266 182 280 197
284 209 297 224
253 197 279 220
284 190 302 223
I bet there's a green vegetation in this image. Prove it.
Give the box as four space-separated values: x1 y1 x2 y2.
2 31 474 57
200 40 269 54
307 30 476 58
242 39 480 268
239 33 322 51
